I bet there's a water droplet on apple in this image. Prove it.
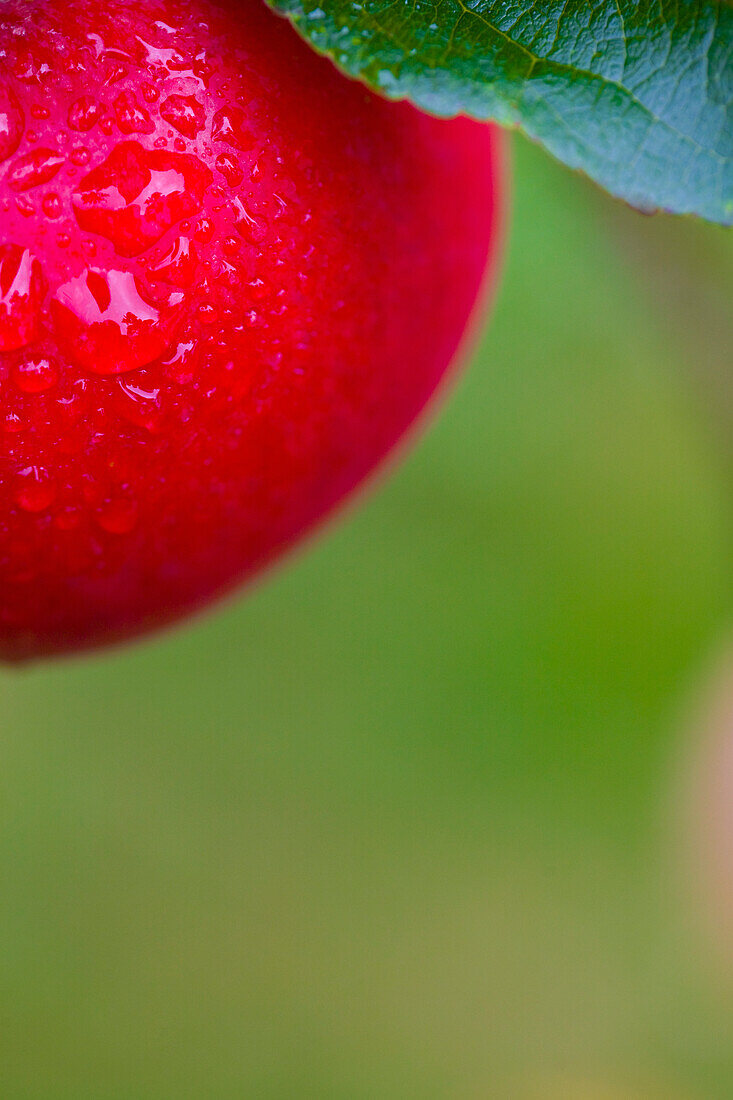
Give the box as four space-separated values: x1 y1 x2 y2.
14 466 57 513
70 146 90 167
104 61 129 86
42 192 62 219
194 217 214 244
12 355 59 393
8 147 65 191
160 93 206 138
116 375 162 432
148 235 198 287
215 151 244 186
232 195 267 243
14 195 35 218
68 95 103 132
113 90 155 135
247 277 270 301
4 412 25 434
197 301 218 325
0 244 47 352
0 85 25 162
51 267 183 375
211 105 253 151
161 338 200 384
72 140 212 257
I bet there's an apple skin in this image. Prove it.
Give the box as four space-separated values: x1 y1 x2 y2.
0 0 503 660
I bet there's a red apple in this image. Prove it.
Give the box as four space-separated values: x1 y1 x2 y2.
0 0 504 659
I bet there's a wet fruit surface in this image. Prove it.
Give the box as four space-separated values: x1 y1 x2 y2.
0 0 503 659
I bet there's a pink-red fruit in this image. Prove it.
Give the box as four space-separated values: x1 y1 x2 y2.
0 0 503 659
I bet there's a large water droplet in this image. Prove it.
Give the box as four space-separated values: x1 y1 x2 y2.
115 375 162 432
215 151 244 186
14 466 57 513
113 91 154 135
232 195 267 243
211 105 254 152
0 245 47 352
12 354 59 393
104 61 129 86
15 195 35 218
8 147 65 191
42 192 62 219
51 267 183 375
0 84 25 163
194 217 214 244
68 95 103 132
72 140 212 257
160 94 206 138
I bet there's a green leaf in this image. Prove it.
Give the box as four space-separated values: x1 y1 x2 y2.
268 0 733 225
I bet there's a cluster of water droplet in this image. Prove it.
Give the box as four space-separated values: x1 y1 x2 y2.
0 0 349 610
0 0 489 653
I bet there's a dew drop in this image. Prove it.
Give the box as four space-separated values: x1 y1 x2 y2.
0 84 25 163
232 195 267 243
219 260 241 290
194 217 214 244
41 192 62 219
113 90 155 135
215 151 243 186
12 354 59 393
148 235 199 287
211 105 254 152
70 146 90 167
160 93 206 138
51 267 183 375
114 374 162 433
0 245 47 351
8 147 65 192
68 95 103 132
14 467 57 513
161 338 200 384
104 61 129 86
115 375 162 432
248 277 270 301
15 195 35 218
73 140 212 257
4 412 25 434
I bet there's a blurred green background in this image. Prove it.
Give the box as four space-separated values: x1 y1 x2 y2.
2 135 733 1098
